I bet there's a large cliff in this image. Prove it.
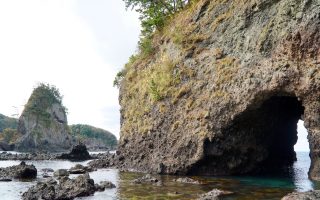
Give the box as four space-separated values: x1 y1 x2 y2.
15 84 75 152
118 0 320 180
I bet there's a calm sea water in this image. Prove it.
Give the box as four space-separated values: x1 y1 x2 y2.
0 152 317 200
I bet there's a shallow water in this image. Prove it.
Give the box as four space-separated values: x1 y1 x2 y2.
0 152 318 200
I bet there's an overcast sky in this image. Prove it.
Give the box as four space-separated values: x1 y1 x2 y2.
0 0 140 138
0 0 310 151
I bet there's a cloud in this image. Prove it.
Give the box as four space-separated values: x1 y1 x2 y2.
0 0 140 139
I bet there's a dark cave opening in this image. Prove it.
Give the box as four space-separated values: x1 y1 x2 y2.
189 95 305 176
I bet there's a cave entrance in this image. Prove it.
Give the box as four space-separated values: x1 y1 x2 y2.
190 95 307 176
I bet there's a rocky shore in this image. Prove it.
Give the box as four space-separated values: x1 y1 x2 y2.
0 161 37 181
0 144 111 161
22 172 116 200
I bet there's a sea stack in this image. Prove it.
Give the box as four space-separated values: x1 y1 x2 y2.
15 83 74 152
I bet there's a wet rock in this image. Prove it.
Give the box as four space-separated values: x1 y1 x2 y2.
95 184 105 192
174 177 200 184
0 152 57 161
57 143 92 161
42 168 54 173
132 174 162 186
22 173 97 200
281 190 320 200
0 161 37 179
95 181 116 191
0 141 14 151
69 164 93 174
198 189 233 200
88 153 118 169
56 173 96 198
0 178 12 182
53 169 69 177
99 181 116 189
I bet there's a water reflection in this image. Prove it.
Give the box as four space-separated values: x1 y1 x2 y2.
292 151 314 191
0 152 318 200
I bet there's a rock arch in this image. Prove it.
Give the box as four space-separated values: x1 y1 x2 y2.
188 94 305 176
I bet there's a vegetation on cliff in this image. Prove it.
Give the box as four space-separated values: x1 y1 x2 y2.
24 83 67 127
0 114 19 144
0 114 17 133
70 124 117 150
0 128 21 144
114 0 198 89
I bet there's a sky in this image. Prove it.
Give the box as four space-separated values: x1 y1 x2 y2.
0 0 140 138
0 1 310 151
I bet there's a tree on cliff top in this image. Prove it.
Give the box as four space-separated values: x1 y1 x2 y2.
24 83 67 126
114 0 193 88
123 0 191 36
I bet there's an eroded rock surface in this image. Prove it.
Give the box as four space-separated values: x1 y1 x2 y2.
0 161 37 180
118 0 320 180
22 173 112 200
282 190 320 200
15 84 75 152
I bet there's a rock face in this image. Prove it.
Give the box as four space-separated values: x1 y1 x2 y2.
15 84 75 152
118 0 320 180
282 190 320 200
0 161 37 179
0 141 14 151
22 173 99 200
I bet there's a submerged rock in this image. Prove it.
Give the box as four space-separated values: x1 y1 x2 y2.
282 190 320 200
174 177 200 184
57 143 92 161
198 189 233 200
0 161 37 179
132 174 162 186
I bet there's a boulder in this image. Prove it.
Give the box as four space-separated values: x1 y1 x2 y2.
53 169 69 177
95 181 116 192
99 181 116 189
0 161 37 179
22 173 102 200
282 190 320 200
57 143 92 161
69 164 93 174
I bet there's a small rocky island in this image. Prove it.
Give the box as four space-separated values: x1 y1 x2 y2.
0 84 117 152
